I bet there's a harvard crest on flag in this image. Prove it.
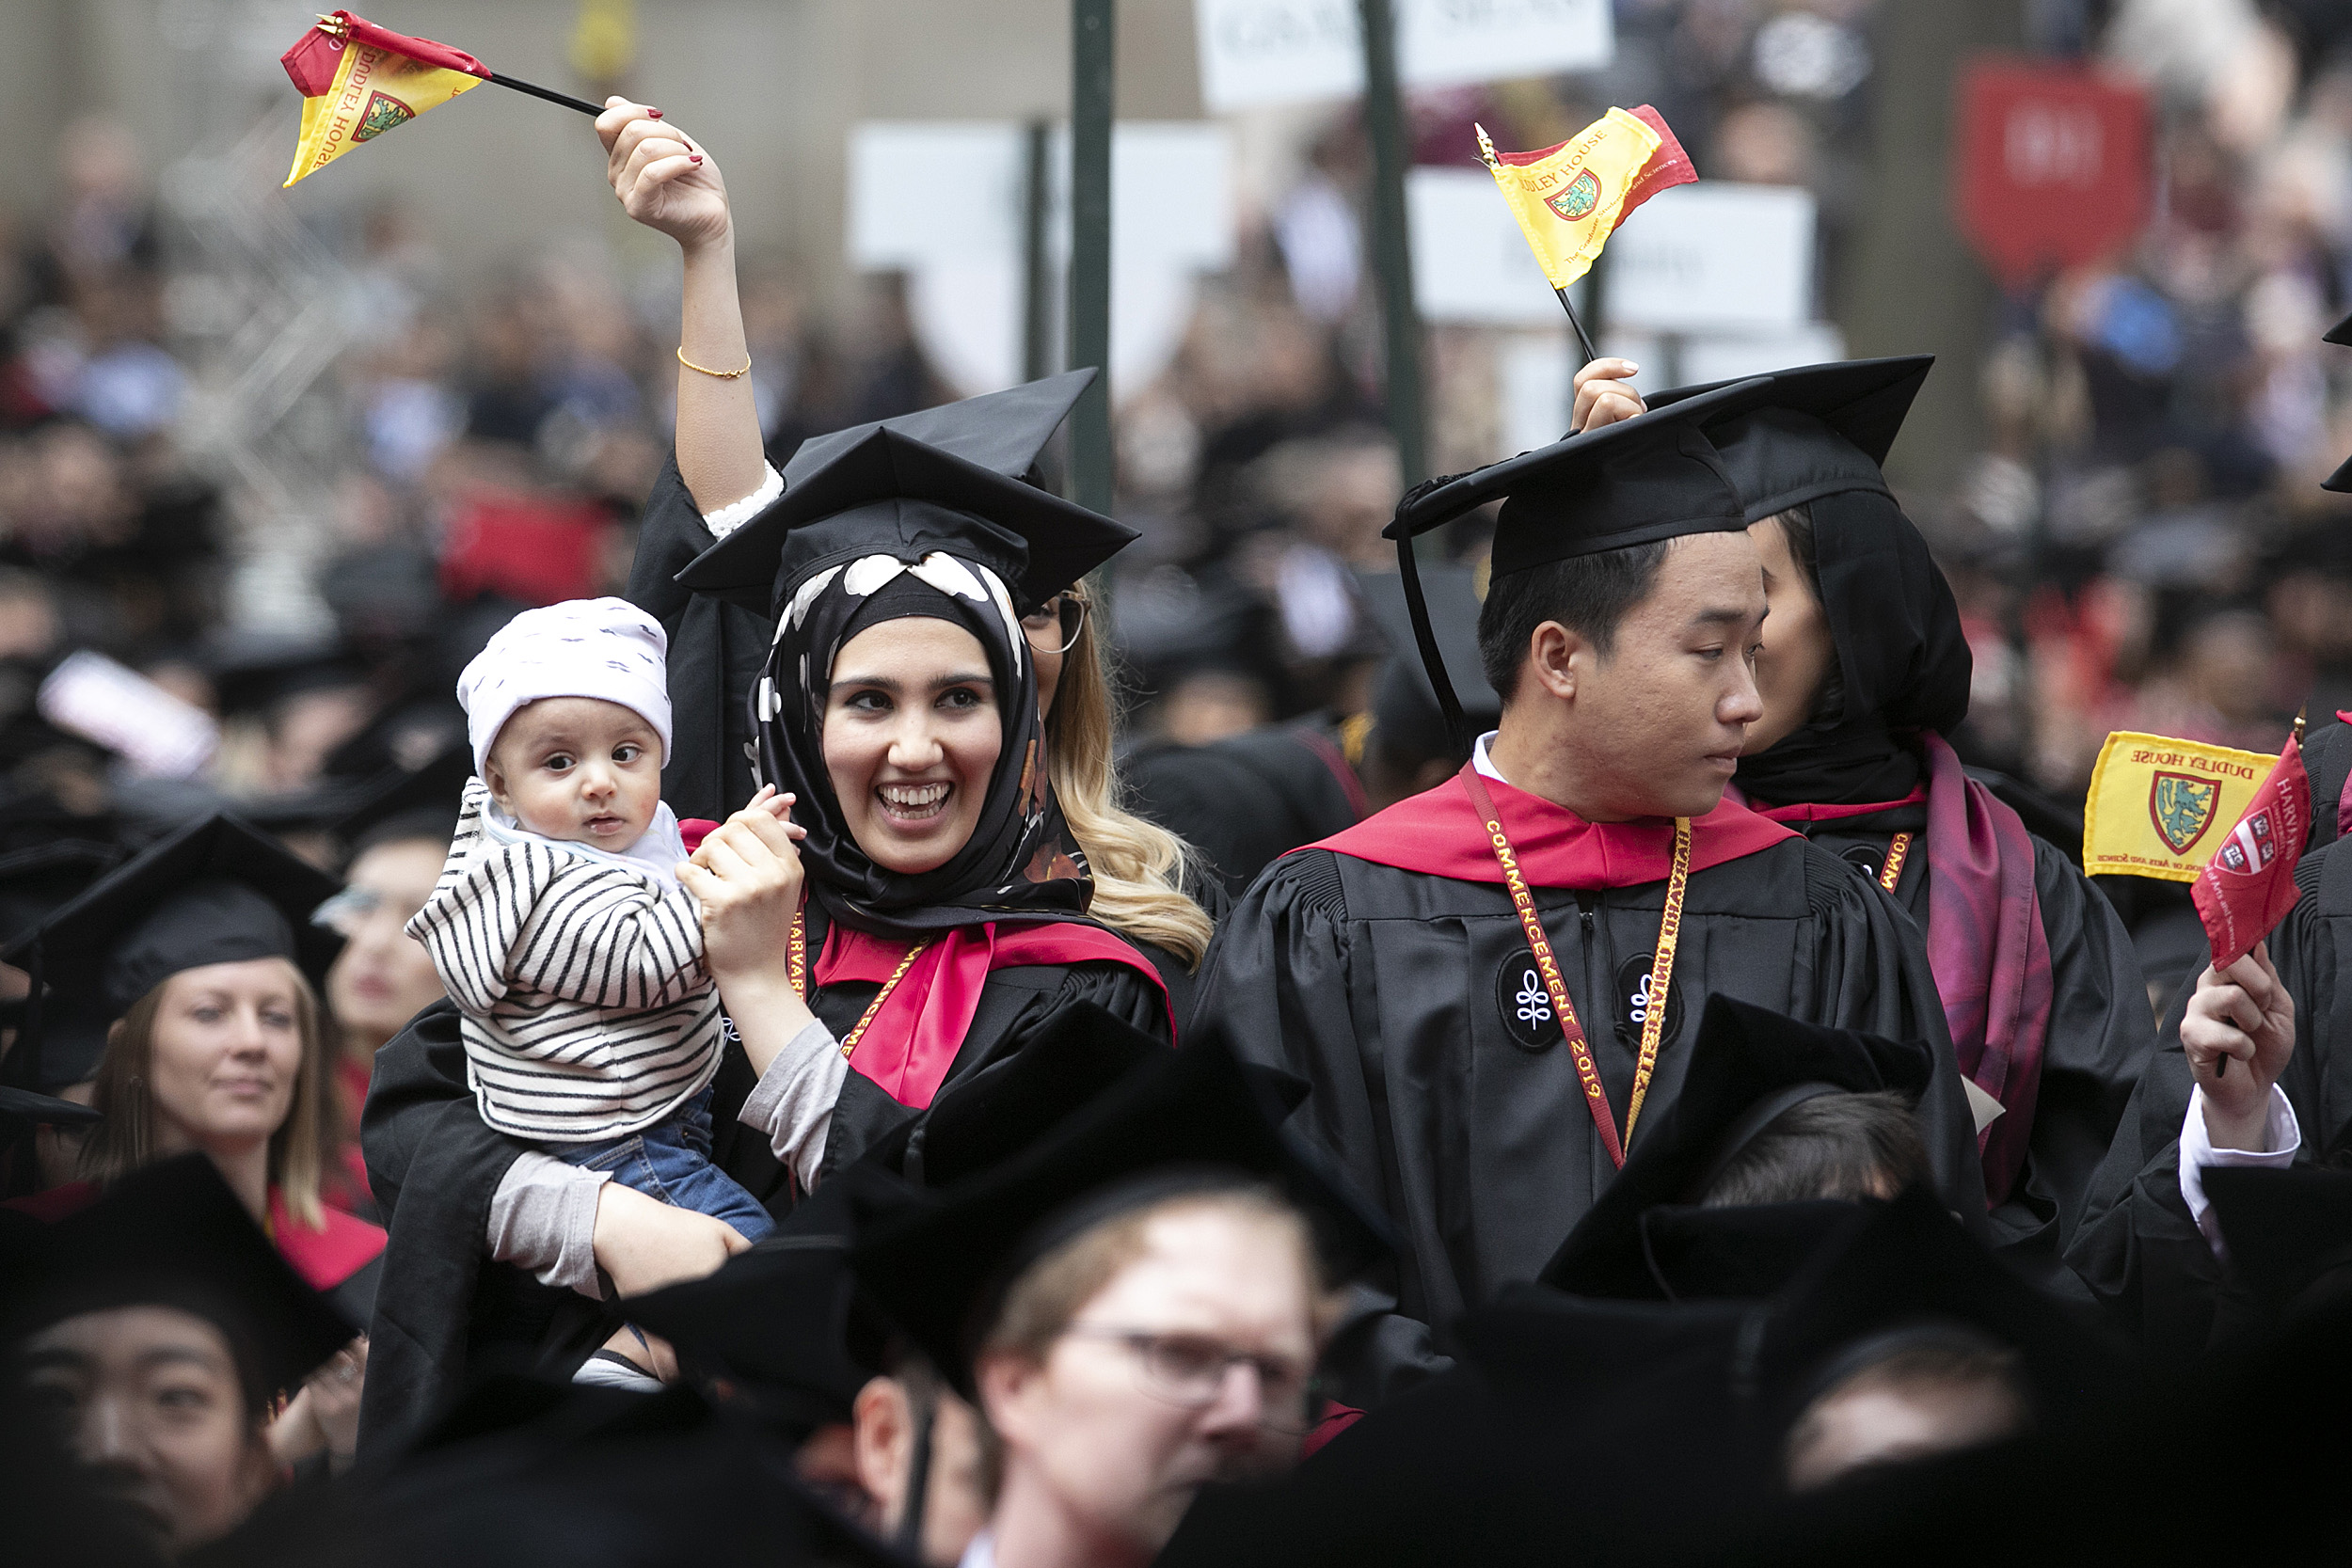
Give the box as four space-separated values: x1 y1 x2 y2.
1475 106 1696 291
2191 725 2311 971
281 11 492 188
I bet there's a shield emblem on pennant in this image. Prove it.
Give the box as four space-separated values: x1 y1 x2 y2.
2148 771 2220 855
1546 167 1602 221
354 91 417 142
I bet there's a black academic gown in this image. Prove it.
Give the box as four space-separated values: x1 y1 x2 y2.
1764 800 2151 1291
355 902 1168 1456
2066 841 2337 1359
1193 802 1988 1409
1123 720 1366 899
626 458 771 822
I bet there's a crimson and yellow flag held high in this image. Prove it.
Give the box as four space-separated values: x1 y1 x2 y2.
280 12 492 188
1477 106 1697 290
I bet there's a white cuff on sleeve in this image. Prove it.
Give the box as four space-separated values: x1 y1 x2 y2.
737 1018 847 1193
700 463 785 541
2177 1084 2300 1253
487 1151 612 1298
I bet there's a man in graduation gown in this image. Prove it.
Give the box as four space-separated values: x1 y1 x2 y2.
1194 382 1987 1405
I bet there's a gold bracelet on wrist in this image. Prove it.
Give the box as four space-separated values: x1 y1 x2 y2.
676 344 753 379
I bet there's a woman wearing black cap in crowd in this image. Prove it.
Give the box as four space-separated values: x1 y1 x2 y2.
354 104 1184 1451
1605 357 2154 1295
598 99 1216 1014
0 815 384 1471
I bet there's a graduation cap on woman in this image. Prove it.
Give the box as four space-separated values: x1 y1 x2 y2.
676 369 1138 616
1378 376 1772 755
1646 356 1970 742
0 815 343 1092
851 1008 1389 1401
0 1152 356 1404
1540 995 1934 1301
332 739 475 857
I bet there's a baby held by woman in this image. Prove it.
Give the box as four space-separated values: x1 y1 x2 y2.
407 598 791 1268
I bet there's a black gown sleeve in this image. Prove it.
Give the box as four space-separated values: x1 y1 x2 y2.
1191 851 1446 1407
625 456 778 822
1983 846 2153 1288
2065 845 2335 1355
815 960 1175 1181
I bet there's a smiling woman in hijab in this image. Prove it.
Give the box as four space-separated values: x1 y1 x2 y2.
354 120 1179 1449
1635 357 2153 1294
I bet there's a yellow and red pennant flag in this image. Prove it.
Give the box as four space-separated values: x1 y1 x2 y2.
2191 721 2311 969
1477 106 1696 290
280 11 491 188
2082 731 2281 884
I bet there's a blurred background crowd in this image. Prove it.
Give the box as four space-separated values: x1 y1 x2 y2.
4 0 2352 851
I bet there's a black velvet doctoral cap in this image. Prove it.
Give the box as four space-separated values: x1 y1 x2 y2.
1540 995 1933 1300
676 370 1138 615
0 1153 355 1402
1 813 343 1025
1646 356 1932 519
332 739 473 853
850 1007 1389 1400
1356 565 1501 758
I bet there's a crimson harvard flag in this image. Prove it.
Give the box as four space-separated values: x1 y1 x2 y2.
2191 727 2310 969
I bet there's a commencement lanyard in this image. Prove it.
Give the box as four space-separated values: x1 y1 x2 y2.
1878 832 1913 893
1459 765 1691 1168
787 907 930 1061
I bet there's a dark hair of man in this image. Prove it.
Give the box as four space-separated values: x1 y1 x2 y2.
1475 539 1673 704
1698 1089 1928 1209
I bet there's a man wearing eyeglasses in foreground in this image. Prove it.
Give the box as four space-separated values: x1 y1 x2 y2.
852 1011 1385 1568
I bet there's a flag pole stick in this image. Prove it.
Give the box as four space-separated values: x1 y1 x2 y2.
1553 287 1598 367
486 72 604 116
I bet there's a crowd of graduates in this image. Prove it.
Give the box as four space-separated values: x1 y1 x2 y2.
11 4 2352 1565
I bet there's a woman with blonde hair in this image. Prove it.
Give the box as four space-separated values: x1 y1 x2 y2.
609 103 1216 1016
2 814 382 1465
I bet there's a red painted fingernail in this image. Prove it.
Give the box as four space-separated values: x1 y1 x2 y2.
648 108 663 119
689 153 702 164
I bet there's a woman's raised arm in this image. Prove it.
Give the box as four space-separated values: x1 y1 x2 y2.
596 97 769 515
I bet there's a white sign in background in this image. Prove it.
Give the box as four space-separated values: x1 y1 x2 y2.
1194 0 1613 113
847 123 1234 399
1601 182 1817 335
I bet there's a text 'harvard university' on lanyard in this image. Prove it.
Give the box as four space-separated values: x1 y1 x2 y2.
1458 764 1690 1169
787 905 929 1060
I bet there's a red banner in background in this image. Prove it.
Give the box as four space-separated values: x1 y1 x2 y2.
1954 59 2152 289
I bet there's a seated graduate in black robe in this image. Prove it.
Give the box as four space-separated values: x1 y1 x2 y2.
1639 357 2153 1291
1193 381 1987 1407
357 374 1175 1453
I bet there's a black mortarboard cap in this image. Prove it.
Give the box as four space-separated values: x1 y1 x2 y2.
2202 1165 2352 1325
627 1164 914 1435
333 739 473 853
1622 1198 1867 1302
0 1153 355 1401
1541 995 1933 1300
850 1008 1390 1400
0 1084 102 1140
1355 566 1500 763
1378 378 1769 754
1752 1183 2123 1430
0 839 126 1085
1645 356 1932 519
0 815 343 1090
2327 310 2352 348
205 634 371 721
676 370 1138 615
2324 451 2352 495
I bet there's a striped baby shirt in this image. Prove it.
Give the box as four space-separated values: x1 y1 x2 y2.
406 780 721 1144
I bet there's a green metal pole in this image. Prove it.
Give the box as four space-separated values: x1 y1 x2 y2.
1022 119 1054 385
1358 0 1426 490
1069 0 1115 515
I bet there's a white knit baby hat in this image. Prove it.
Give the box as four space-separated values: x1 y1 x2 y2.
457 597 674 779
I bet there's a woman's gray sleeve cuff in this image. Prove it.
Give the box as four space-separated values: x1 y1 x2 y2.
737 1019 847 1193
487 1151 611 1298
